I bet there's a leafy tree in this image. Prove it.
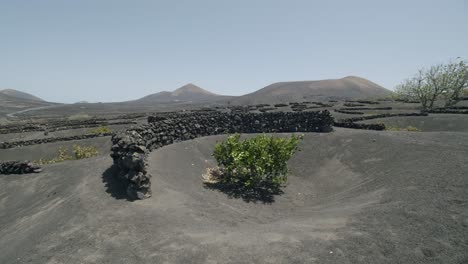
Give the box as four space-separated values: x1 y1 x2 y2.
438 60 468 107
211 134 302 190
395 70 432 109
396 58 468 110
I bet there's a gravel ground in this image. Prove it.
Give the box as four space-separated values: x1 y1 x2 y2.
360 114 468 132
0 128 467 263
0 137 112 161
0 124 131 142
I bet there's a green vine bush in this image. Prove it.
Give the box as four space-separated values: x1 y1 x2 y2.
207 134 302 193
386 125 420 132
34 145 99 165
89 126 112 134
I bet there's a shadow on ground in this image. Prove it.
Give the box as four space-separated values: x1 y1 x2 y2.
102 165 133 201
204 181 284 204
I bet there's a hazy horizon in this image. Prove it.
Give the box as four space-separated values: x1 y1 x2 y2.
1 0 467 103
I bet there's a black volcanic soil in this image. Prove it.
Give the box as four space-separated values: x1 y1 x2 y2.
0 137 112 161
0 124 130 142
0 128 467 263
360 114 468 132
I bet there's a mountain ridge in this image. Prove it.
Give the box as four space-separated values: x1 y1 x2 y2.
135 83 228 103
0 89 44 102
231 76 392 104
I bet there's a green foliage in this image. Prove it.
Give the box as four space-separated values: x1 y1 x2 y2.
72 144 99 159
462 89 468 97
34 147 74 165
395 58 468 110
89 126 111 134
438 60 468 106
34 145 99 165
212 134 302 189
386 125 420 132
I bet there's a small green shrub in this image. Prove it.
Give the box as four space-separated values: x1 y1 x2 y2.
386 125 420 132
211 134 302 189
89 126 111 134
34 147 74 165
72 144 99 159
34 145 99 165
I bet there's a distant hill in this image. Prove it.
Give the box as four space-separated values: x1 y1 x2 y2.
0 89 57 117
0 89 44 102
232 76 392 104
135 83 230 104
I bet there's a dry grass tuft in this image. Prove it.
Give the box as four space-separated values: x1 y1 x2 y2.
386 125 420 132
202 167 224 184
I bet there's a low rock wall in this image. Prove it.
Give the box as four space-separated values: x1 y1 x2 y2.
110 111 334 200
0 161 42 174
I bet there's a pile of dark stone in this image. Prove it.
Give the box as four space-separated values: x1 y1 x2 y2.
274 103 288 107
0 161 42 174
110 110 334 200
0 132 112 149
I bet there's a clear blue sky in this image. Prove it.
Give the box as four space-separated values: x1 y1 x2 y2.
1 0 467 103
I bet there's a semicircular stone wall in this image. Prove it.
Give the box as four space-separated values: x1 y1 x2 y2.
110 111 334 200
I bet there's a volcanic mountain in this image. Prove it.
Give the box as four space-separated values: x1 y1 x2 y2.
0 89 55 112
232 76 393 104
135 83 230 104
0 89 44 102
0 89 57 118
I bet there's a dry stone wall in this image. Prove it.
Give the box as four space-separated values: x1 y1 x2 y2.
110 111 334 200
0 161 42 174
